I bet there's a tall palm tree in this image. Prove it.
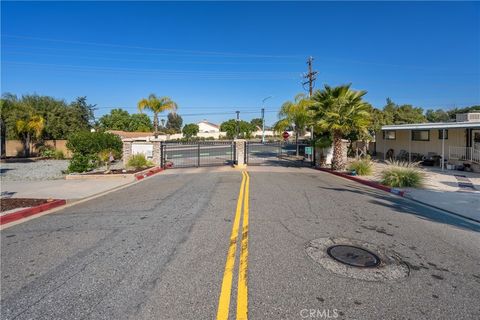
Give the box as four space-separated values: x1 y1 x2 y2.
310 84 371 170
137 94 178 138
15 114 44 157
275 93 312 156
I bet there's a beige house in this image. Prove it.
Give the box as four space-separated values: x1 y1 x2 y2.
376 113 480 170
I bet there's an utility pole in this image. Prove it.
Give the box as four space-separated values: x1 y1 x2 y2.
261 96 272 143
261 108 265 142
302 56 318 97
236 110 240 138
303 56 318 163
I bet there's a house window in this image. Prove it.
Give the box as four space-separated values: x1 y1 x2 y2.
438 129 448 140
383 130 396 140
412 130 430 141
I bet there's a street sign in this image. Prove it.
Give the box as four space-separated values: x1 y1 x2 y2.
282 131 290 140
305 147 312 155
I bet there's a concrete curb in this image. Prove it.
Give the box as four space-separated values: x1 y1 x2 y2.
0 199 67 225
1 167 165 229
134 166 163 180
315 168 405 196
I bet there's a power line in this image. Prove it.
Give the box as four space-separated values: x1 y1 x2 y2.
3 61 301 79
2 49 301 66
2 34 303 59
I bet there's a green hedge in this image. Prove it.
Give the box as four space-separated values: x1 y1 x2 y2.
66 131 122 172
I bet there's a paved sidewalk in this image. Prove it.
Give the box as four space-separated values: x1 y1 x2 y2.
352 161 480 222
403 188 480 222
2 178 134 201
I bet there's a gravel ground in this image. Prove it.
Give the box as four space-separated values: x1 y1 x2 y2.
0 160 69 181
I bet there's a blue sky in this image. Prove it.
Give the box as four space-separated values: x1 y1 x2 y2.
2 1 479 126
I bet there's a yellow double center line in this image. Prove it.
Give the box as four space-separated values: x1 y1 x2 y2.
217 171 250 320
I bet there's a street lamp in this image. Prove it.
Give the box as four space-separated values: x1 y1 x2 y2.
261 96 272 143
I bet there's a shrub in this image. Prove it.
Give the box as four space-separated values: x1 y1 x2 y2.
347 159 373 176
66 131 122 172
127 154 149 170
54 150 65 160
40 148 56 159
68 154 97 173
40 148 65 160
381 162 424 188
98 149 114 171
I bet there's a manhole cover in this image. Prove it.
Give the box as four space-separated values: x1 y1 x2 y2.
327 245 380 268
306 238 409 281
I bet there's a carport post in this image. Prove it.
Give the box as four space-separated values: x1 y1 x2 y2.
409 130 412 163
441 129 445 171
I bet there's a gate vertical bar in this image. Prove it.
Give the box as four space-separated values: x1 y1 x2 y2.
312 142 316 167
244 141 247 164
233 141 236 165
197 143 200 167
160 142 165 169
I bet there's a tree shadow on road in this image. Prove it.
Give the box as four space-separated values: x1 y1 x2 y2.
318 185 480 233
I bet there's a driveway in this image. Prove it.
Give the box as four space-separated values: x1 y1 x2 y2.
1 167 479 319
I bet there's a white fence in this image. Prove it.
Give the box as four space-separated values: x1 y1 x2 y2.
449 146 480 164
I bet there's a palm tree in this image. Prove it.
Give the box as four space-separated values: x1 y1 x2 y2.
15 114 44 157
137 94 178 138
275 93 312 156
310 84 371 170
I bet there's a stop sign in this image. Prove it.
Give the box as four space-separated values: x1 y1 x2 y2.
282 131 290 140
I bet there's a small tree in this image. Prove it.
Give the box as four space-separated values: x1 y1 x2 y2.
250 118 263 129
182 123 199 139
66 131 122 172
166 112 183 133
15 114 45 157
220 119 256 139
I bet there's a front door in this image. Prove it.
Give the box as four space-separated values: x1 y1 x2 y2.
472 130 480 150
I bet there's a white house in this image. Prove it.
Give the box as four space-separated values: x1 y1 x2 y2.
197 120 220 133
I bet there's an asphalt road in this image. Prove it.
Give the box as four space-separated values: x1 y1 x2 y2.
1 167 479 319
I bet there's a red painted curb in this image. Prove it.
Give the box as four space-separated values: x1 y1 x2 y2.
316 168 405 197
0 199 67 225
134 167 164 181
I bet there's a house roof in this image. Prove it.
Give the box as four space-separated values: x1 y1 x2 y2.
381 121 480 131
107 130 154 138
197 120 219 128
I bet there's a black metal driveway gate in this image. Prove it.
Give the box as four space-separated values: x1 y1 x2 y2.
246 141 315 167
161 141 235 168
